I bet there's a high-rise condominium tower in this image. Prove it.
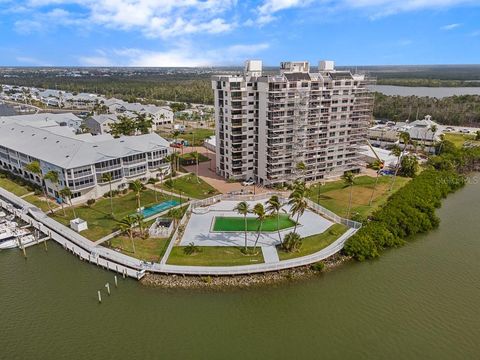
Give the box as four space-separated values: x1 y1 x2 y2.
211 60 374 186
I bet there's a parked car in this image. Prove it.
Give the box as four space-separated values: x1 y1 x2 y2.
242 178 255 186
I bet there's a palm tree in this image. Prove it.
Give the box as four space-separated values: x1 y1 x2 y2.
59 187 76 218
282 231 302 253
341 171 355 218
369 168 381 207
234 201 250 252
288 183 307 234
167 207 183 229
389 144 403 192
266 195 283 245
252 203 266 254
193 151 200 183
399 131 411 152
25 161 52 213
44 170 59 214
129 180 143 210
133 213 145 236
429 124 438 151
156 168 165 197
295 161 306 182
102 172 114 215
119 215 136 254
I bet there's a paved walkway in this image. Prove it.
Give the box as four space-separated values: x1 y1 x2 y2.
262 246 280 264
0 187 360 277
180 199 333 247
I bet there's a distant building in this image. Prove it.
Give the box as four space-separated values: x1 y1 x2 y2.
103 98 173 129
84 114 119 135
0 113 83 132
211 60 374 185
396 115 441 153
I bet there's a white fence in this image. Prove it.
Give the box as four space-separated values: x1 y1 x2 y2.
191 192 361 230
0 187 361 277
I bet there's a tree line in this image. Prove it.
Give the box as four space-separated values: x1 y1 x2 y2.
373 92 480 126
343 141 480 261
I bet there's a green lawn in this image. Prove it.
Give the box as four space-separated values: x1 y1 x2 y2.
307 175 410 219
277 224 348 260
167 246 264 266
213 214 296 232
160 173 220 199
179 152 210 166
157 128 214 146
50 190 180 241
0 175 32 197
444 133 480 148
23 194 55 212
179 128 215 146
106 236 169 262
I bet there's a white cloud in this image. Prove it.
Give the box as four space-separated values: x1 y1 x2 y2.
80 42 270 67
441 23 461 30
250 0 477 25
254 0 312 25
340 0 476 17
9 0 237 38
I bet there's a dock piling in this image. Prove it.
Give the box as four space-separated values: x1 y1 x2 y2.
114 276 118 288
98 291 102 303
105 283 111 295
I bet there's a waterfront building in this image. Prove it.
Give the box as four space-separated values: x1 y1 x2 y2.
0 118 171 204
211 60 374 185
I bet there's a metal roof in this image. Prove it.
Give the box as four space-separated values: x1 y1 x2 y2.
0 121 170 170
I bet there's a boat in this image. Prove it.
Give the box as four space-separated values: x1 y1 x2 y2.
17 235 36 248
0 229 30 250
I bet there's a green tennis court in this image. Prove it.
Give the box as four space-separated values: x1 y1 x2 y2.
212 214 296 232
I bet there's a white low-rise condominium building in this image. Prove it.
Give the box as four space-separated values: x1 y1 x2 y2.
0 118 171 204
211 60 374 185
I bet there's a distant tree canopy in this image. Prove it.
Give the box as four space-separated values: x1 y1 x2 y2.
4 73 215 105
5 71 480 126
373 92 480 126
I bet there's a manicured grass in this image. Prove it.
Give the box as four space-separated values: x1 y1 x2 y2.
277 224 348 260
0 176 32 196
179 151 210 166
212 214 296 232
50 190 180 241
307 175 410 219
167 246 264 266
160 173 220 199
179 128 215 146
444 133 480 148
23 194 54 212
157 128 214 146
107 236 169 262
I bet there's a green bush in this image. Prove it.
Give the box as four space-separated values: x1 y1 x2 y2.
86 199 96 206
344 169 465 261
310 262 325 272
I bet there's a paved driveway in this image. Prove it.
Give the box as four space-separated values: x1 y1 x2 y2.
181 146 268 194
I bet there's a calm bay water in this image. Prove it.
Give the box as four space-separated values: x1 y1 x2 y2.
1 179 479 360
371 85 480 98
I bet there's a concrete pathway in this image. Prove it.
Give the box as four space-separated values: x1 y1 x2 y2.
20 192 34 199
262 246 280 264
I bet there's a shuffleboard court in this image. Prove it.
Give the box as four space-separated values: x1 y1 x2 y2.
212 214 296 232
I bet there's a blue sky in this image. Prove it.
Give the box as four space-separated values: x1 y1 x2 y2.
0 0 479 67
